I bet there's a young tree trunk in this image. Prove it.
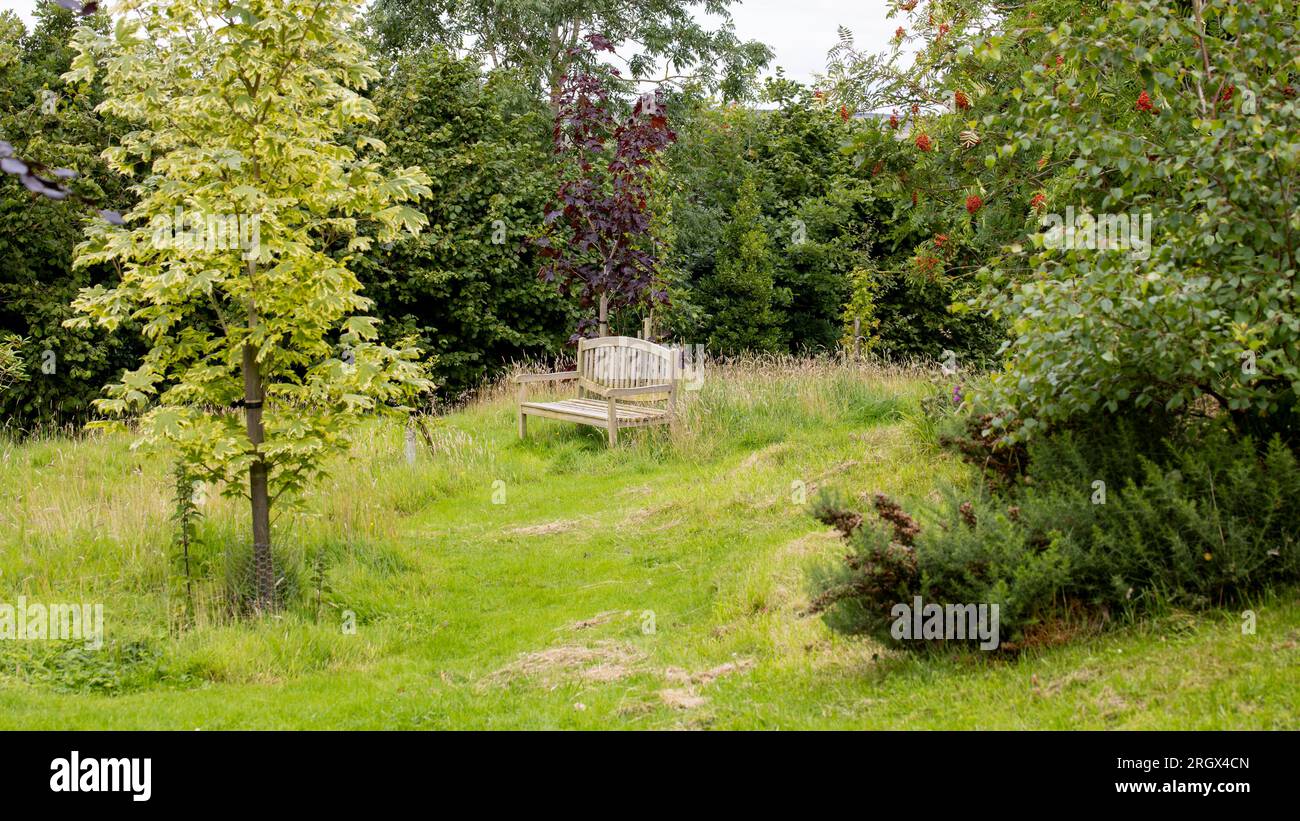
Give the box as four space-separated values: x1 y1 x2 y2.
598 292 609 336
547 16 585 116
242 298 274 611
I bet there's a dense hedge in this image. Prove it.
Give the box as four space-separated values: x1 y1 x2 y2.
356 50 575 400
0 6 139 429
663 80 999 360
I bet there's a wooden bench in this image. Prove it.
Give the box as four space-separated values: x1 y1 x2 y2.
516 336 679 445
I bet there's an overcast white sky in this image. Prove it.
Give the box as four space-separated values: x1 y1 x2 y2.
3 0 899 86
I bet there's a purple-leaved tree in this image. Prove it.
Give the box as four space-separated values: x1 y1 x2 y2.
535 34 676 340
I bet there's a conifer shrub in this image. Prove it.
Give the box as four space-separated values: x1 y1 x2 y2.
808 419 1300 649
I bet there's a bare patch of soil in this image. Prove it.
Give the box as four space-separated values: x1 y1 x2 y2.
481 640 644 688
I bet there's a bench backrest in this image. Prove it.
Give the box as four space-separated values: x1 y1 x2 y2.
578 336 675 402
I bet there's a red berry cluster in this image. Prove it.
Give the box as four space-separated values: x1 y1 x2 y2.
1030 193 1046 211
965 194 984 214
915 133 933 152
1135 90 1156 113
954 90 971 110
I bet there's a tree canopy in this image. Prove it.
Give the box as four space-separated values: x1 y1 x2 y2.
367 0 773 102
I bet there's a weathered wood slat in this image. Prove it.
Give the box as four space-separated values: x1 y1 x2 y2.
514 371 578 383
553 397 666 414
521 399 667 421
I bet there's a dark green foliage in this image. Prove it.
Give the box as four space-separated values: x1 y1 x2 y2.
697 175 785 353
781 179 869 351
810 420 1300 648
0 4 140 429
1018 427 1300 609
663 83 874 352
357 50 575 399
663 79 998 359
863 270 1002 363
0 11 1002 419
829 116 1006 364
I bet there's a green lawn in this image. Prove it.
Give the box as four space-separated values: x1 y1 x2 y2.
1 359 1296 729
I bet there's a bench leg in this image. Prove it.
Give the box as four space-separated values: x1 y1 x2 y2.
607 398 618 446
517 384 528 440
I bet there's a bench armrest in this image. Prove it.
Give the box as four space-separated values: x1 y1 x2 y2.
514 371 578 384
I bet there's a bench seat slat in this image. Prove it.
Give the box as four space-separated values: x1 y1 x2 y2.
521 399 667 423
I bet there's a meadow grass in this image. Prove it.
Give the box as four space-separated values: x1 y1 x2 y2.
0 356 1296 729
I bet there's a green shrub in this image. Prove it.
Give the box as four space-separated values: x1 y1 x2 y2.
857 269 1002 364
698 175 786 353
809 420 1300 648
0 639 164 694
